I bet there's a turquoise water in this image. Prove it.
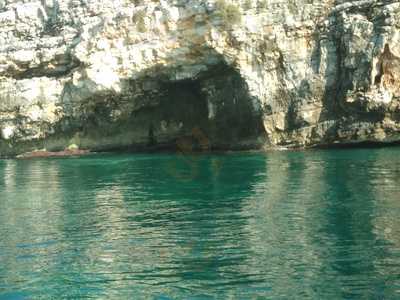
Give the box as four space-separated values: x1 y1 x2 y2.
0 148 400 299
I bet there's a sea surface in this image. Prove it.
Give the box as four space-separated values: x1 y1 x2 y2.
0 148 400 299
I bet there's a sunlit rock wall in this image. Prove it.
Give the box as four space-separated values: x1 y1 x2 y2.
0 0 400 156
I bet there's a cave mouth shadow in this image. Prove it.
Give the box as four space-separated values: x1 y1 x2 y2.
30 58 266 156
80 62 266 153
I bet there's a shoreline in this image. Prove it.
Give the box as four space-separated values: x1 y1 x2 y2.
0 140 398 160
15 149 92 159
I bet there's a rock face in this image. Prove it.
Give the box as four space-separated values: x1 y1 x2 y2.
0 0 400 156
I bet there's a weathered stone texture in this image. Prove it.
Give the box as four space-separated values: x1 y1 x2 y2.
1 0 400 156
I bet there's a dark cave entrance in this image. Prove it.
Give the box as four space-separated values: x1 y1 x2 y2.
73 64 265 152
147 78 211 151
143 64 264 151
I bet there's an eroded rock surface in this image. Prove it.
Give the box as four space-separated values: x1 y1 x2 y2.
1 0 400 156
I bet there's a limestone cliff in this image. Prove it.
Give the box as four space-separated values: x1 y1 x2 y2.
1 0 400 156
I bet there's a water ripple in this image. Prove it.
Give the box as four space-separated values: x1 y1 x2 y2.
1 149 400 298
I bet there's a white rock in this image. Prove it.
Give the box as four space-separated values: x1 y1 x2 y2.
1 126 15 140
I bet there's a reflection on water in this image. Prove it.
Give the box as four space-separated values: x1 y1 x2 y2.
0 149 400 299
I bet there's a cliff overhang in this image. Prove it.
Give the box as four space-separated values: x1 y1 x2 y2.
1 0 400 157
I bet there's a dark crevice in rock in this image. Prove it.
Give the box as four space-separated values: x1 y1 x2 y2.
12 57 82 80
147 123 156 147
374 62 384 85
375 44 391 86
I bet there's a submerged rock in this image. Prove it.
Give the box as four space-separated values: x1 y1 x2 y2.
1 0 400 156
16 149 90 159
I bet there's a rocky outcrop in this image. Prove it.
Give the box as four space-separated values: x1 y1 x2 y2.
0 0 400 156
